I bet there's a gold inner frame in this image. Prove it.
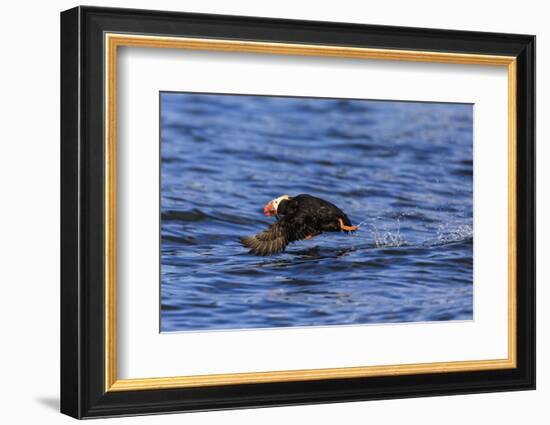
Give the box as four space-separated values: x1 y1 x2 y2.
104 33 517 392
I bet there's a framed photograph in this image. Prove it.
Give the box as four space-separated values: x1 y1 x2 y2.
60 6 535 419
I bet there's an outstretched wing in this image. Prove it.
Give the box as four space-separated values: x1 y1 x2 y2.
240 213 318 256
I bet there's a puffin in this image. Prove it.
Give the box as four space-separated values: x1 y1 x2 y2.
240 194 358 256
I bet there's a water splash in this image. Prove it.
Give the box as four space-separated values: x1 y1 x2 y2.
355 217 371 228
417 222 473 247
435 223 473 244
365 219 406 248
355 216 472 249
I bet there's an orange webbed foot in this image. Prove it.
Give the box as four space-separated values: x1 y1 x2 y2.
338 218 358 232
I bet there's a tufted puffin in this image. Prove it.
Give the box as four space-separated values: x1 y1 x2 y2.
240 194 358 256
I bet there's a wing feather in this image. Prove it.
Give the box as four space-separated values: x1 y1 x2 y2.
240 213 318 256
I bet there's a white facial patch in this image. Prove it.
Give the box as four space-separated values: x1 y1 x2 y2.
272 195 290 213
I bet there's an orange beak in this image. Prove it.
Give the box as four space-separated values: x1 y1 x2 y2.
263 201 276 216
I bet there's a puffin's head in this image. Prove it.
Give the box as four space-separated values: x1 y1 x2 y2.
263 195 290 217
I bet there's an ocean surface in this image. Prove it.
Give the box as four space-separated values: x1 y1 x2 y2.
160 92 473 332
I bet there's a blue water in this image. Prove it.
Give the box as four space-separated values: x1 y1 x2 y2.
160 92 473 332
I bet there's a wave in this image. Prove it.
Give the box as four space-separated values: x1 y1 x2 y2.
162 208 258 226
162 208 210 222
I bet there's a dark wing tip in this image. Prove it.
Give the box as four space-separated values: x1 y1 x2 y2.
239 236 252 247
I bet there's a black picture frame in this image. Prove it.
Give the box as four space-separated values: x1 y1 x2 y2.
61 5 535 419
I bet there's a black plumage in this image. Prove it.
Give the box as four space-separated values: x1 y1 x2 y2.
240 194 357 256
